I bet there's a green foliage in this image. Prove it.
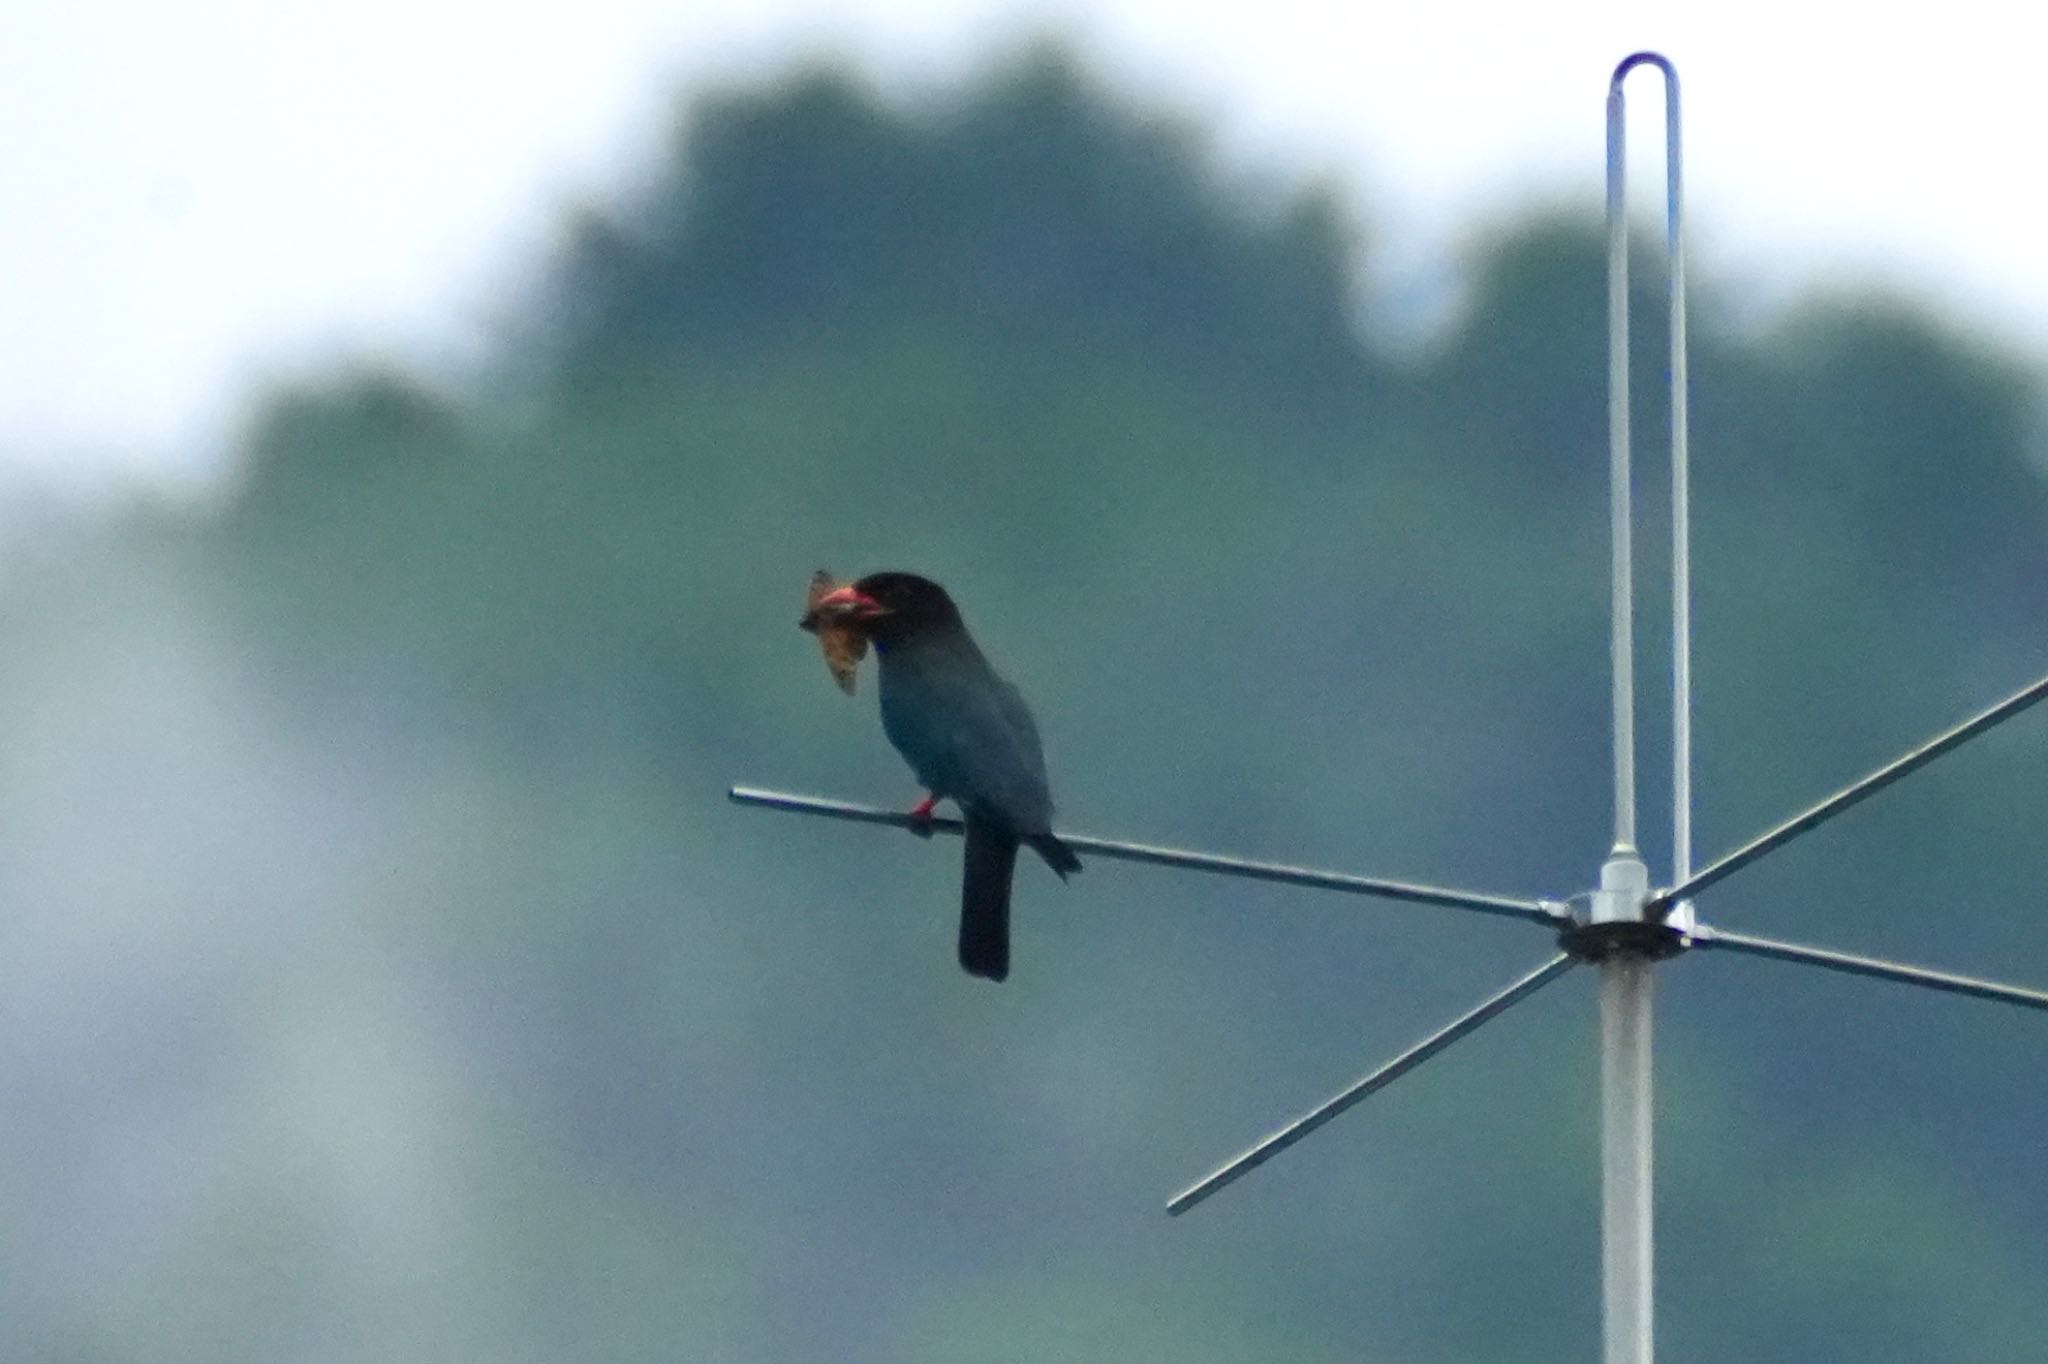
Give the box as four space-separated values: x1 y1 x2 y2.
544 47 1374 417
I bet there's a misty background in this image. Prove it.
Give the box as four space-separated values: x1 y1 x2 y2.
4 35 2048 1364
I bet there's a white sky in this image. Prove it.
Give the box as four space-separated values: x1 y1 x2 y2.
4 0 2045 489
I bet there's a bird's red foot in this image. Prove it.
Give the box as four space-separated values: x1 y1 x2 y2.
906 794 938 837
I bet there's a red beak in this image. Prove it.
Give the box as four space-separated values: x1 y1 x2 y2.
820 585 887 614
801 585 888 632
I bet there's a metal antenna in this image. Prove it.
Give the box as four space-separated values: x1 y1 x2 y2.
726 788 1565 925
1596 52 1680 1364
730 49 2048 1364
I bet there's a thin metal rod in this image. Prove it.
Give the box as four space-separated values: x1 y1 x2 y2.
1609 50 1689 875
1606 64 1637 858
1661 62 1692 889
729 787 1564 925
1600 954 1655 1364
1693 926 2048 1014
1605 55 1675 1364
1652 669 2048 909
1165 953 1576 1215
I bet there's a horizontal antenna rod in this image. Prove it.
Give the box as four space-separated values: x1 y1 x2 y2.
1693 926 2048 1013
729 787 1564 925
1166 952 1577 1215
1654 669 2048 910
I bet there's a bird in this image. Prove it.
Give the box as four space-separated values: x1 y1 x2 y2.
806 572 1081 980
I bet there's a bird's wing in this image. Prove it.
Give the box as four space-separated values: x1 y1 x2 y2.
962 673 1055 830
880 647 1055 832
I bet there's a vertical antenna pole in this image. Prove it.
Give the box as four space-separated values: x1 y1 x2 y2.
1664 67 1692 891
1598 51 1679 1364
1601 955 1655 1364
1605 74 1637 861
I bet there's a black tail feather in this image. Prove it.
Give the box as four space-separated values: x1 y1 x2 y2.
960 820 1017 981
1027 832 1082 879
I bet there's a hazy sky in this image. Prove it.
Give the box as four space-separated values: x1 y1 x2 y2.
6 0 2045 486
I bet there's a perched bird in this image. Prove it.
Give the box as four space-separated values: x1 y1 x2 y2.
808 572 1081 980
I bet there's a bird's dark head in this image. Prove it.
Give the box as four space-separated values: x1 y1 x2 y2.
810 571 964 648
